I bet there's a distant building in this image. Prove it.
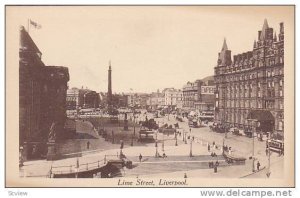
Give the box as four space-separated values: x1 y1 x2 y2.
19 26 69 159
214 19 284 138
194 76 216 113
182 80 201 110
66 88 100 109
147 91 165 110
127 93 150 108
111 93 129 108
182 76 215 112
163 88 183 109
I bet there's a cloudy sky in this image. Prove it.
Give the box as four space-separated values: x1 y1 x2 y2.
8 6 293 93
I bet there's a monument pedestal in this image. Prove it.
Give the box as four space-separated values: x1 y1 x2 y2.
47 140 59 161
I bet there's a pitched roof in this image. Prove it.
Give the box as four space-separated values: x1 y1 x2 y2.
19 26 42 54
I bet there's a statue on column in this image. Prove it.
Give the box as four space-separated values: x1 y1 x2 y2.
47 122 59 160
48 122 57 142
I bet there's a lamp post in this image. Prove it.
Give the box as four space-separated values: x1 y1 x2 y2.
189 138 193 157
120 140 124 159
266 132 271 178
247 118 257 172
155 140 158 157
133 110 136 136
224 111 228 138
175 131 178 146
162 134 165 152
112 130 115 144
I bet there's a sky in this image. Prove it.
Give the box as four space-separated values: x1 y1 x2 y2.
8 6 294 93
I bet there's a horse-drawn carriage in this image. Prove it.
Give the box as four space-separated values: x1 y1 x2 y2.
209 123 226 133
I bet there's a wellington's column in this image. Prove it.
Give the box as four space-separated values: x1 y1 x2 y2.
107 61 112 114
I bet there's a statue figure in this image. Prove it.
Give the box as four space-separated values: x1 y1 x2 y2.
48 122 57 141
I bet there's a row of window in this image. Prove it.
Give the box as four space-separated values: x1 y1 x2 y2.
218 99 284 109
224 89 283 98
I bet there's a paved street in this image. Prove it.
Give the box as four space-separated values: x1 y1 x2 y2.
19 113 283 179
154 113 284 178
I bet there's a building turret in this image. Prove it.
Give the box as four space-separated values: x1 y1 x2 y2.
217 38 232 66
274 32 277 42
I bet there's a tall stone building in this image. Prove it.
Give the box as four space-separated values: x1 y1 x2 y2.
214 19 284 138
182 76 215 112
19 26 69 159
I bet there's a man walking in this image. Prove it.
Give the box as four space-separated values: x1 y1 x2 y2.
257 161 261 171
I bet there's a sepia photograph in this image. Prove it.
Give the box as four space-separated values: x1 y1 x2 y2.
5 5 295 187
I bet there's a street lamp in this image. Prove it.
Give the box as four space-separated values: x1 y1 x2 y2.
155 140 159 157
266 132 271 178
133 110 136 136
247 118 257 172
120 140 124 159
112 130 115 144
162 134 165 152
175 131 178 146
189 138 193 157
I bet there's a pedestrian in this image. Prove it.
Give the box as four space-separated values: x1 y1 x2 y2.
265 148 268 156
215 160 219 167
208 144 211 152
139 153 143 162
257 161 261 171
87 141 90 150
184 173 187 178
214 164 218 173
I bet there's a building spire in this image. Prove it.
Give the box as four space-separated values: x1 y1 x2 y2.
260 19 269 40
221 38 228 51
109 60 111 70
253 39 257 48
274 31 277 42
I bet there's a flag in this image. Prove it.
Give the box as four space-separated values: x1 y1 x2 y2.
30 20 42 29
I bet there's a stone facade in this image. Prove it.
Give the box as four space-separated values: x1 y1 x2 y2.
19 26 69 158
163 88 183 108
214 20 284 137
182 76 215 112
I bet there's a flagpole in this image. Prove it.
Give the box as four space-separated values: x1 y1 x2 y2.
27 19 30 34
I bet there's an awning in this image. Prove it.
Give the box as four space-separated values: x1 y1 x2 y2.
247 110 274 121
